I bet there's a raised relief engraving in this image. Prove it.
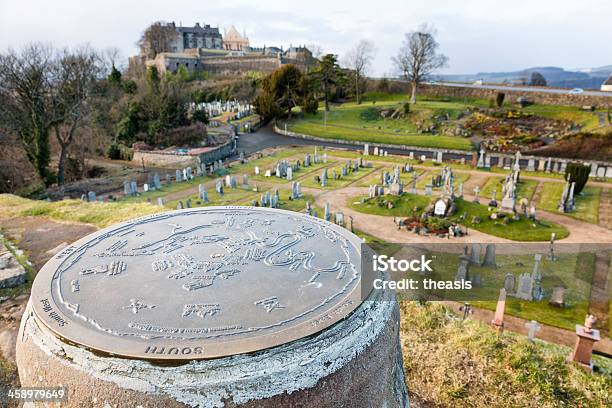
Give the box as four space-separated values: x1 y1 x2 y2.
71 279 80 292
32 208 364 360
80 260 126 276
123 299 156 314
254 296 285 313
182 304 221 318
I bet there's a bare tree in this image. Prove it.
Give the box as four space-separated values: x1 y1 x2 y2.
138 22 177 59
51 46 102 185
392 24 448 103
344 40 376 104
101 47 123 74
0 44 55 184
307 44 323 60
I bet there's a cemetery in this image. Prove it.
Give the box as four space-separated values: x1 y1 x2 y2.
1 7 611 406
1 142 611 408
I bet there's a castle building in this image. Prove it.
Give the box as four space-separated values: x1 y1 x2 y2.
137 22 316 76
602 75 612 92
166 22 223 52
223 26 250 51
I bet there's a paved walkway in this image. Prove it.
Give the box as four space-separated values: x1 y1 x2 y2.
599 189 612 230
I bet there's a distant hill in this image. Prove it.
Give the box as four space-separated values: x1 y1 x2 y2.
437 66 612 90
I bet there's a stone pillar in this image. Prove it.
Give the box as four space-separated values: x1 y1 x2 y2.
17 288 407 408
567 325 600 371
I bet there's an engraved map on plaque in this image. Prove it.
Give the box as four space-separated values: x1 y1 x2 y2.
31 207 365 360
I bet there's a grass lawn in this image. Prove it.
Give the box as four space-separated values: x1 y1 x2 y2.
121 175 209 203
480 177 539 202
164 185 258 209
348 192 569 241
0 194 164 228
355 167 428 187
300 163 379 190
522 104 612 133
230 147 333 185
404 250 594 332
416 170 471 190
235 188 317 214
538 183 601 224
284 96 474 150
449 198 569 241
348 193 432 217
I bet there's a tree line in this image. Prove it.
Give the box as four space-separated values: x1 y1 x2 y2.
0 45 216 188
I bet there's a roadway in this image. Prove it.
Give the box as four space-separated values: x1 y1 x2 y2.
429 81 612 98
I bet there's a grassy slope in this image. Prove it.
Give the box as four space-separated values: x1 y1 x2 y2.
285 97 474 150
0 194 163 228
401 301 612 408
285 93 611 151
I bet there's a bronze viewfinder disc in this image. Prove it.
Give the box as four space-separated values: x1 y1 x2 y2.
31 206 366 360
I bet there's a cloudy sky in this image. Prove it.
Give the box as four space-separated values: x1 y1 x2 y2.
1 0 611 76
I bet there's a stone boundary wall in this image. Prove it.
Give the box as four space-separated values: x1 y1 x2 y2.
132 138 235 169
417 83 612 108
201 56 281 74
273 124 612 175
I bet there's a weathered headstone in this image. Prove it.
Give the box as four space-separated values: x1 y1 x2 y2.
515 273 534 301
504 273 515 294
491 288 506 331
483 244 496 267
525 320 541 342
549 285 566 307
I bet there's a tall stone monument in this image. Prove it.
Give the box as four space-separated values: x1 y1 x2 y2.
18 207 408 407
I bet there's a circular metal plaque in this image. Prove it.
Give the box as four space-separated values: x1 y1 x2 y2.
31 207 366 360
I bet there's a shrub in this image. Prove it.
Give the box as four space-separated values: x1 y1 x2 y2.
359 107 380 121
565 163 590 194
403 102 410 114
106 143 133 161
496 92 505 108
301 94 319 115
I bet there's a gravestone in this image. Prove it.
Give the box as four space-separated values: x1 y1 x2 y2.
483 244 496 267
324 203 331 221
469 244 482 266
515 273 534 301
87 191 96 202
17 208 407 407
433 199 447 216
455 259 469 281
157 197 165 207
527 158 535 172
176 169 182 182
525 320 541 342
503 273 515 294
549 285 566 307
425 185 433 196
153 173 162 190
491 288 506 331
143 184 149 193
476 148 485 168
